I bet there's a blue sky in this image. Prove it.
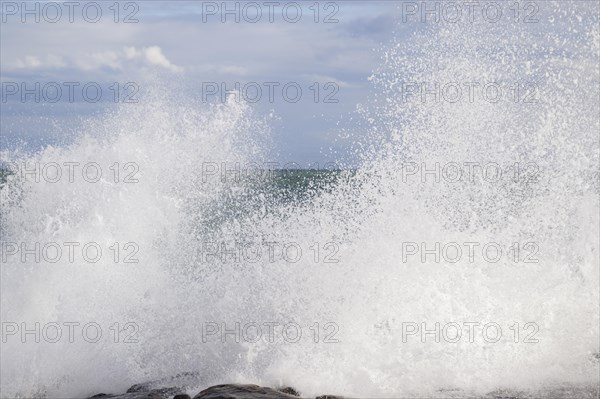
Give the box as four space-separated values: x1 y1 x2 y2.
0 1 405 165
4 1 595 166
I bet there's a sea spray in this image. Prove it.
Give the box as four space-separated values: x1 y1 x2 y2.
1 2 599 398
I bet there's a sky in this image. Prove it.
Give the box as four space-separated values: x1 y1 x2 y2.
0 1 407 166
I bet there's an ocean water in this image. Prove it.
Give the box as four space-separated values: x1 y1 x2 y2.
1 2 599 398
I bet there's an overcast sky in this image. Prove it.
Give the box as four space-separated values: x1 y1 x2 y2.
0 1 407 165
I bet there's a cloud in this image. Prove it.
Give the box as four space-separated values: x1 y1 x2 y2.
0 2 395 163
143 46 181 71
13 56 41 69
12 54 67 69
221 65 248 76
46 55 67 68
124 45 182 72
10 46 181 73
186 64 248 76
83 51 122 70
304 74 352 88
124 46 141 60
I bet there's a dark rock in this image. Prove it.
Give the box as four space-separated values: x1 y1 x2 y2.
193 384 301 399
152 387 184 397
485 388 524 399
127 372 201 393
91 379 346 399
88 373 201 399
278 387 299 396
126 384 180 395
127 383 150 393
89 386 183 399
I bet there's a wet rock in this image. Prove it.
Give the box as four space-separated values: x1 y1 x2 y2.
278 387 300 396
127 372 200 393
85 373 191 399
88 388 182 399
91 380 344 399
127 383 151 393
193 384 301 399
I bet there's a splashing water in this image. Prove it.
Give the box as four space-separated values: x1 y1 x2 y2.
1 2 598 398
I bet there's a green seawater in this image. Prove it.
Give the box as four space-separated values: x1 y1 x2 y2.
195 169 356 241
